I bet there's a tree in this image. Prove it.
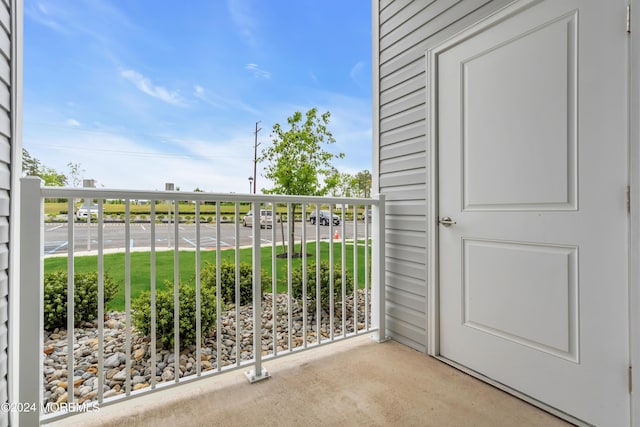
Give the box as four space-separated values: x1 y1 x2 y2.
67 162 85 187
22 149 40 176
259 108 344 257
354 170 372 198
332 171 356 198
22 149 67 186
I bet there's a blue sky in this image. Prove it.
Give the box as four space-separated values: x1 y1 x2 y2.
23 0 372 193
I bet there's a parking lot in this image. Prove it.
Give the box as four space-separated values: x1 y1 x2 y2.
44 220 371 255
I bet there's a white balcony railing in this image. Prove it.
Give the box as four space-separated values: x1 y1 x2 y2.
18 177 386 425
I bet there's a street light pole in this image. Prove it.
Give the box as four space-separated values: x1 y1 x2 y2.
248 176 253 194
253 121 261 194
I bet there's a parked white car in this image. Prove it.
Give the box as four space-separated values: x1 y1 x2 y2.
242 209 273 228
76 206 98 219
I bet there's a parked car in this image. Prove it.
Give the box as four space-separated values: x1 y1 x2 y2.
76 206 98 219
242 209 273 228
309 210 340 226
362 209 372 222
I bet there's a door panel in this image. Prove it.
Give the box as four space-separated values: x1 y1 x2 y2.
463 239 577 361
434 0 629 425
462 12 577 211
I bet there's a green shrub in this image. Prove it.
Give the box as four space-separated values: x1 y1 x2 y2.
291 261 353 312
44 271 119 331
131 281 216 350
201 261 269 306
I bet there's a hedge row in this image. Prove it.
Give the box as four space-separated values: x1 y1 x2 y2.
45 261 353 350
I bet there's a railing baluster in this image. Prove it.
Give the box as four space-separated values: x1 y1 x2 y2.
271 204 277 357
150 203 157 389
67 198 75 405
215 205 221 372
341 207 346 337
353 204 358 333
244 201 268 382
196 201 202 377
97 200 105 403
173 199 180 382
315 205 320 345
329 204 334 341
301 203 307 349
364 205 370 331
287 203 292 351
235 202 241 367
125 200 132 395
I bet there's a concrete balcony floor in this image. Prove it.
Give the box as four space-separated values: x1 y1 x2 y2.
46 335 570 427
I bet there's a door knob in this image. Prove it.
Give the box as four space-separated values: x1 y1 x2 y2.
439 216 456 227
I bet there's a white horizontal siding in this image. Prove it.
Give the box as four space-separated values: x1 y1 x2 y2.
376 0 516 352
380 72 424 106
386 313 427 352
387 229 425 247
387 301 425 333
0 0 11 424
380 104 424 133
380 0 459 52
380 57 423 92
0 163 9 191
387 286 426 310
0 272 6 301
380 152 425 173
388 272 427 296
379 123 424 149
380 138 424 163
380 87 425 120
380 183 425 201
386 200 426 215
380 169 425 188
386 216 426 233
380 0 496 75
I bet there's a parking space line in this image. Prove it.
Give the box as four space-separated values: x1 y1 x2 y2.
183 236 230 247
46 241 68 254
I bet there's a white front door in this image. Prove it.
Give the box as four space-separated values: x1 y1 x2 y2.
432 0 630 425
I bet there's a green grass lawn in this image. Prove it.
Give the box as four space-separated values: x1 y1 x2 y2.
44 241 371 311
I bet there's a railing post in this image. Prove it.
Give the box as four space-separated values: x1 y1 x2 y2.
245 201 269 383
371 194 387 342
18 177 44 425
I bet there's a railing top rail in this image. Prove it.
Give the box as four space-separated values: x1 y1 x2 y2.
28 183 380 206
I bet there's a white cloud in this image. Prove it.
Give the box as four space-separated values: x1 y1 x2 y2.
245 64 271 80
25 1 69 34
120 69 186 106
349 61 369 90
66 119 81 127
193 84 261 115
24 129 256 193
227 0 257 46
194 85 205 98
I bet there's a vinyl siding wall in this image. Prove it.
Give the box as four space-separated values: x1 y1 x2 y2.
0 0 12 425
375 0 515 352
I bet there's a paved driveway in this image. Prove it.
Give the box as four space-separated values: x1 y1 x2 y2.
44 220 371 255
